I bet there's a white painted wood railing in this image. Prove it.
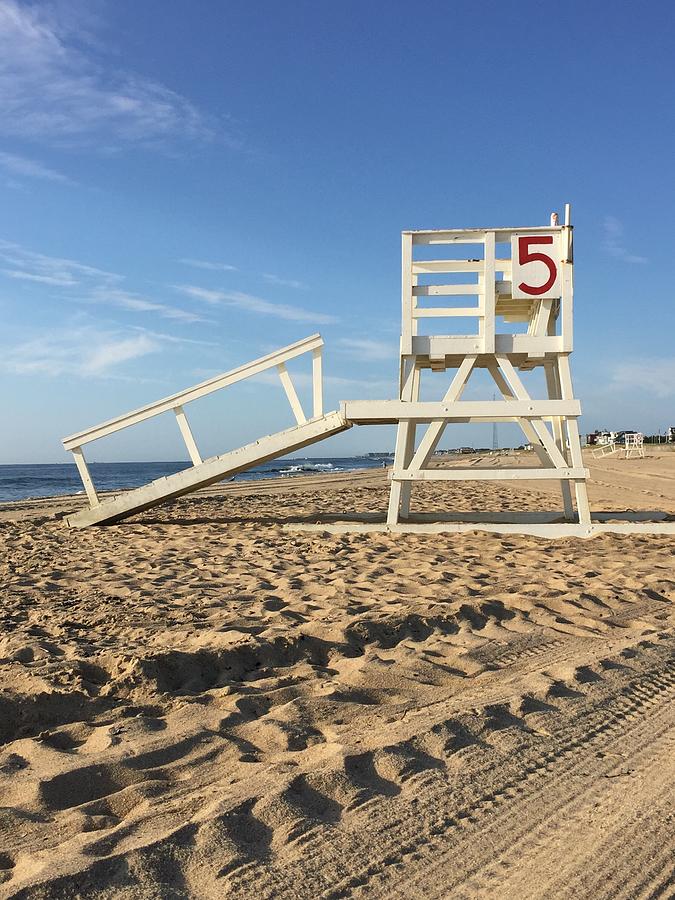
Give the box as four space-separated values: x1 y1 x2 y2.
62 333 325 508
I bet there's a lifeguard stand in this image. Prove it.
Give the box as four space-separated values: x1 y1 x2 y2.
347 206 591 531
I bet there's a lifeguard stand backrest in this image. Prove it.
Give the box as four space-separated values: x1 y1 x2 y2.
400 222 573 360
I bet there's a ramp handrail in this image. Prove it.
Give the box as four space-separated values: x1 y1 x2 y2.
62 333 324 508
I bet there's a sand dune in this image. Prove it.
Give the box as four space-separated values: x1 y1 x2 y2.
0 454 674 898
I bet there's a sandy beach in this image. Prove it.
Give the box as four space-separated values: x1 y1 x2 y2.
1 450 674 898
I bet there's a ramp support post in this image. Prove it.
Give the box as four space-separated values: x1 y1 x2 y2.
71 447 99 507
277 363 307 424
312 347 323 418
174 405 202 466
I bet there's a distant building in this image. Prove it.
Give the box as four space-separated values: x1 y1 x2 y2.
587 430 617 446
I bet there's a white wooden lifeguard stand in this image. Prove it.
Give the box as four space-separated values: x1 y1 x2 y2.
624 432 645 458
344 205 591 529
63 206 674 536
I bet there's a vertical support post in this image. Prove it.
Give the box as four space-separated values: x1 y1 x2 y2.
277 363 307 425
174 405 202 466
482 230 496 354
72 447 99 508
388 356 417 525
544 362 574 519
561 205 573 352
401 233 413 356
398 361 421 519
557 354 591 526
312 347 323 418
397 421 418 520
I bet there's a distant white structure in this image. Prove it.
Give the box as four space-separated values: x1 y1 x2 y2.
592 440 618 459
624 432 645 458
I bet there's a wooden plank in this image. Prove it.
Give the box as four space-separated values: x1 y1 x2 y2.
71 447 99 507
544 361 574 518
412 307 480 318
393 468 588 482
401 233 413 356
63 333 324 450
412 260 491 274
312 348 323 418
413 284 480 296
174 405 202 466
277 363 307 425
387 420 411 524
343 399 581 424
389 341 421 523
493 354 530 399
560 259 573 352
531 298 554 336
286 522 675 537
411 334 563 358
410 226 563 245
483 230 495 354
527 420 569 468
406 226 564 235
555 354 590 524
397 420 417 519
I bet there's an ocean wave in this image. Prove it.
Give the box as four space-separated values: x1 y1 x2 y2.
278 463 339 474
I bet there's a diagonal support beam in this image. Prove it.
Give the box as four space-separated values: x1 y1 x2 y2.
174 405 202 466
72 447 99 508
408 355 478 472
486 361 551 467
493 355 568 468
277 363 307 425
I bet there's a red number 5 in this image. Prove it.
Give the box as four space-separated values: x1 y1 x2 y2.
517 236 557 295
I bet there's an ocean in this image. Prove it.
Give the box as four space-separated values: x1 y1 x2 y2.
0 456 392 505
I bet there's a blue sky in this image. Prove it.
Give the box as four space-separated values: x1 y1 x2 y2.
1 0 673 464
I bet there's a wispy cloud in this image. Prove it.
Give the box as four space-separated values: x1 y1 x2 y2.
338 337 395 361
1 327 161 377
610 357 675 398
0 239 204 322
0 149 72 183
87 287 207 323
179 258 238 272
602 216 647 264
0 239 118 285
174 283 338 324
262 273 308 290
0 0 217 148
2 267 77 286
130 327 215 347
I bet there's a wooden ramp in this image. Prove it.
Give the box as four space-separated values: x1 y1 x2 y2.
66 411 348 528
63 334 351 528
